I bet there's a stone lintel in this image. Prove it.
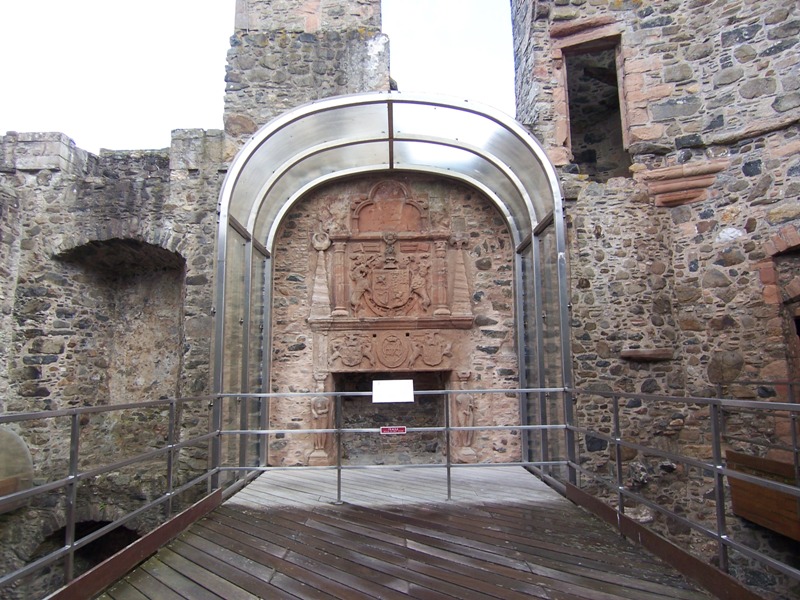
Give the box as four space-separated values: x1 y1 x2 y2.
308 316 475 331
552 22 622 52
620 348 674 362
550 15 616 39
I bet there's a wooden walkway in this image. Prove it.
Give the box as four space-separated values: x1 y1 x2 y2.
100 467 713 599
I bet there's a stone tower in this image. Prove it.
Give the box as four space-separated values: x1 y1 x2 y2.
222 0 390 151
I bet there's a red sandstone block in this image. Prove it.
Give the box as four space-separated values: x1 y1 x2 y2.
624 72 645 90
759 263 777 284
779 225 800 249
625 89 649 104
785 276 800 302
630 124 665 142
628 108 649 125
763 284 781 305
626 57 660 74
644 84 674 101
763 240 778 256
772 235 790 254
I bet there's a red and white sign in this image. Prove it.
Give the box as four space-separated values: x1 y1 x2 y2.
380 426 407 435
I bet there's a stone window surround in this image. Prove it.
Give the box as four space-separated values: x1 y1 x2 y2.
761 224 800 306
548 17 628 167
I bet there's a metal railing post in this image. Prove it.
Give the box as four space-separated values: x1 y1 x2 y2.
540 390 550 476
239 395 249 475
710 401 729 573
166 399 177 518
445 392 452 501
564 388 577 485
612 395 624 518
336 394 343 505
64 412 81 583
210 395 222 491
260 395 269 467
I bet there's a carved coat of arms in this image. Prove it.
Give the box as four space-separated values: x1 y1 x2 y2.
372 269 412 310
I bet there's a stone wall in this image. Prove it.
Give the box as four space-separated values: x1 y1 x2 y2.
512 0 800 439
512 1 799 596
0 130 225 595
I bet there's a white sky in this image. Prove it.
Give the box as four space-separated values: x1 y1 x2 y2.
0 0 514 154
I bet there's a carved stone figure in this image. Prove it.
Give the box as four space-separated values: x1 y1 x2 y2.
308 396 333 466
349 261 372 311
453 392 475 448
311 396 332 451
451 393 478 463
407 254 431 310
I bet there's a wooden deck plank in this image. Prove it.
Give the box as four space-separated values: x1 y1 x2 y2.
104 467 714 600
157 547 258 600
100 581 149 600
291 507 643 600
197 515 382 600
139 557 224 600
248 506 664 597
119 561 192 600
176 531 279 590
212 508 414 597
224 506 551 600
216 510 459 600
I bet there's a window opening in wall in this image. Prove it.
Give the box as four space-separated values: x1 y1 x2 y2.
565 45 631 182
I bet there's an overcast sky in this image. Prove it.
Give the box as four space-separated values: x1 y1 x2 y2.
0 0 514 154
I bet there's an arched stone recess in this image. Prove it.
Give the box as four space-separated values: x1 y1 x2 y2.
49 223 188 262
214 92 572 467
8 236 187 534
0 484 149 600
270 173 520 465
13 237 187 410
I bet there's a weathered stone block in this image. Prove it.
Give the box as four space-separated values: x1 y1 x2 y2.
713 66 744 87
664 63 693 83
650 96 702 121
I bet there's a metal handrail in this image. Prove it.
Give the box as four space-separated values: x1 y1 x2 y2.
0 395 220 593
569 387 800 587
1 385 799 598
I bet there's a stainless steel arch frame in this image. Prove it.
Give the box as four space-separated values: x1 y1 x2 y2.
213 91 574 474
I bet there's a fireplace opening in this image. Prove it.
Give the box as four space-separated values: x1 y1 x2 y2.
333 371 447 466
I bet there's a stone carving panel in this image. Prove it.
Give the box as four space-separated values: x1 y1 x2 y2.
329 333 374 368
349 241 434 318
307 177 473 326
325 330 461 372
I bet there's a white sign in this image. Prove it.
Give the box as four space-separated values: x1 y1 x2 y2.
372 379 414 403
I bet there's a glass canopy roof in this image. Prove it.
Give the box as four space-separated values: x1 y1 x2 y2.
218 92 563 251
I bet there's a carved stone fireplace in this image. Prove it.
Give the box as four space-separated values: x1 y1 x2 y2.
335 371 445 465
269 173 522 467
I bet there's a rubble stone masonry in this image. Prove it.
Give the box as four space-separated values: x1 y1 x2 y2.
513 1 799 595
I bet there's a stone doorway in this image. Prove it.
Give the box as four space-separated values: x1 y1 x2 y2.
333 371 447 465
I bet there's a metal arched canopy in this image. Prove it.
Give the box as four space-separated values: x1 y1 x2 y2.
218 91 563 252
